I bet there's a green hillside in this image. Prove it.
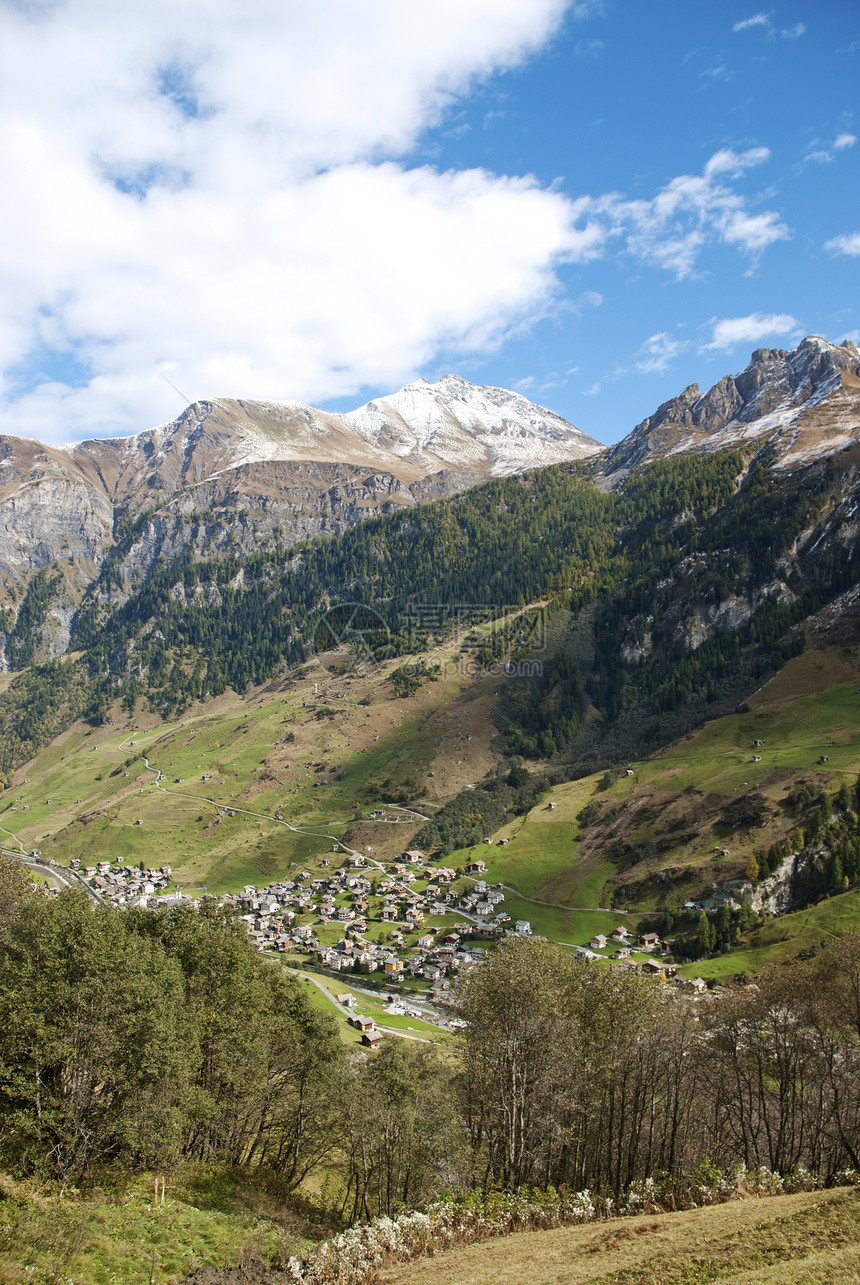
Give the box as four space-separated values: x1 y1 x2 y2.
2 442 860 977
0 624 502 893
4 445 858 784
3 599 860 976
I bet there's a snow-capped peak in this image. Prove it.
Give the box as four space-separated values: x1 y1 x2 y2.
342 374 601 474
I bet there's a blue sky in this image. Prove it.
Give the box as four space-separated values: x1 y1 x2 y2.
0 0 856 445
406 0 859 440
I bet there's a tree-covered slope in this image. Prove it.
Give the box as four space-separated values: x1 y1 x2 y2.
1 442 858 782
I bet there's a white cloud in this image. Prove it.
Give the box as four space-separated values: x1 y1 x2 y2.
801 133 857 165
574 39 606 57
733 13 772 32
732 13 805 39
701 312 801 351
599 147 788 279
704 147 771 176
634 332 689 374
568 290 604 313
1 0 571 180
721 209 789 252
825 233 860 257
0 2 792 443
0 0 587 442
2 160 594 443
700 62 735 83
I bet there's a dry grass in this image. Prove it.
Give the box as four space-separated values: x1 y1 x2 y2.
379 1188 860 1285
748 643 860 706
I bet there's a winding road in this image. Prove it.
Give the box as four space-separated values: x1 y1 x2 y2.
142 754 376 861
137 753 503 935
295 969 435 1044
0 819 26 853
0 848 103 902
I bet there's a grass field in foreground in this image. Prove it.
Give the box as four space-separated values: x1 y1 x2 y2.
380 1187 860 1285
296 977 365 1047
299 970 448 1042
0 1167 318 1285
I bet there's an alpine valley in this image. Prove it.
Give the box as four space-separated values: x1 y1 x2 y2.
2 333 860 981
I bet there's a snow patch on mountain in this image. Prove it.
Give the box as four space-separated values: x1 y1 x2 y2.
343 374 601 475
603 336 860 478
77 376 600 486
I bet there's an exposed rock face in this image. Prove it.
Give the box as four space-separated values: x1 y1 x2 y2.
0 378 600 663
676 581 796 651
604 336 860 478
0 438 116 581
695 851 811 917
746 855 804 916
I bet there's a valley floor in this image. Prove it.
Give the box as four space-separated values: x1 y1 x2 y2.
5 616 860 984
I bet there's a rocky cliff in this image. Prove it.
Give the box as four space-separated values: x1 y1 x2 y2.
603 336 860 478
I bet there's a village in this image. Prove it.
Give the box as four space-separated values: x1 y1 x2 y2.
68 848 511 987
64 847 707 1012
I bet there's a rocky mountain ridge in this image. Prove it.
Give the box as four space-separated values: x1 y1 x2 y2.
0 378 599 660
1 337 858 666
603 335 860 478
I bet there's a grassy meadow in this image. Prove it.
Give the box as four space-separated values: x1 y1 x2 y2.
0 1167 322 1285
3 633 860 974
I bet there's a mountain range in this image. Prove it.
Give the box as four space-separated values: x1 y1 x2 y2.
1 335 858 667
0 374 600 658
